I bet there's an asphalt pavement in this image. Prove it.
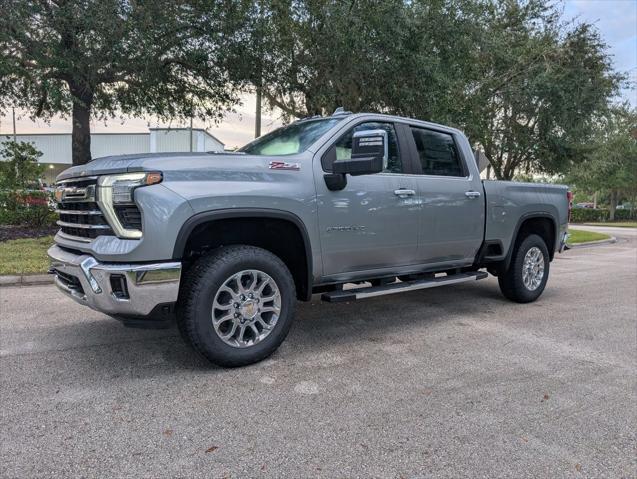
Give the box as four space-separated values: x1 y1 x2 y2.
1 230 635 478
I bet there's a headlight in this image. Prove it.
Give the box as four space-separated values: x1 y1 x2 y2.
97 172 162 239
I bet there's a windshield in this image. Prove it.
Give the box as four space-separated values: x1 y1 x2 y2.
239 118 341 155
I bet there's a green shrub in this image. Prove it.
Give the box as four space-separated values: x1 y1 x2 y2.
0 141 44 190
570 208 609 223
0 141 56 229
570 207 637 223
614 209 637 221
0 190 56 227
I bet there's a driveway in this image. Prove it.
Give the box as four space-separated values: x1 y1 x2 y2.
1 237 635 478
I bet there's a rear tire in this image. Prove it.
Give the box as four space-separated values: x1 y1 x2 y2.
177 245 296 367
498 234 550 303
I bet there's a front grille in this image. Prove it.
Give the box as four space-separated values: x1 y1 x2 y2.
55 177 113 240
115 206 142 230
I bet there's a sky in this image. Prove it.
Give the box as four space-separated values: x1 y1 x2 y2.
1 0 635 148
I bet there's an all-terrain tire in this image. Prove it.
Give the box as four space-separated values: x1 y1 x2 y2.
498 234 550 303
177 245 296 367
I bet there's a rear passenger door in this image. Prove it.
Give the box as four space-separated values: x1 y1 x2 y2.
404 125 484 267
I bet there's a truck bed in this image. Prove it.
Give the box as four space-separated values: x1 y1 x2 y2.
483 180 569 260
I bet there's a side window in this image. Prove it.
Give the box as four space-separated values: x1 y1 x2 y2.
410 127 465 177
322 122 402 173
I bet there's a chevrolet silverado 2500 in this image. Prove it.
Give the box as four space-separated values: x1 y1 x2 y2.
49 111 570 367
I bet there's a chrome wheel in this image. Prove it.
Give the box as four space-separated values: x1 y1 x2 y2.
211 269 281 348
522 246 545 291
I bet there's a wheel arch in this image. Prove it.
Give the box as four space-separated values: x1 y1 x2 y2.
505 213 557 269
173 209 313 301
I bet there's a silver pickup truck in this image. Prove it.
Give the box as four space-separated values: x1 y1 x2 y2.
49 111 570 366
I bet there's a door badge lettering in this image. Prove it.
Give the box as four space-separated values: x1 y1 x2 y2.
269 161 300 171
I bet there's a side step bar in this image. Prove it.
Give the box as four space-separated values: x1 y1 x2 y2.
321 271 489 303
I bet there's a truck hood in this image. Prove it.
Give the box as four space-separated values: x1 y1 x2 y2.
56 152 279 181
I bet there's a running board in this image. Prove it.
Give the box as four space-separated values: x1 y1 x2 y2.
321 271 488 303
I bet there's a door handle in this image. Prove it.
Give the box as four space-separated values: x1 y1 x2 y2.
394 189 415 197
465 191 481 199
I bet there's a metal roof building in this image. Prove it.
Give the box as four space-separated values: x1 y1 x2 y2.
0 127 225 184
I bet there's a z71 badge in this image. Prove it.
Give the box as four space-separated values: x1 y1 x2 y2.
269 161 300 171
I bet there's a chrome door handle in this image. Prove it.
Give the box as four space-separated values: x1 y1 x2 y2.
465 191 481 199
394 189 415 197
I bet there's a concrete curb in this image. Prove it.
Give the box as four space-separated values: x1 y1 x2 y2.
0 274 54 287
567 236 617 248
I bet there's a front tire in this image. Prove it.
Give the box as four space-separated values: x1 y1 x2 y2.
177 245 296 367
498 234 550 303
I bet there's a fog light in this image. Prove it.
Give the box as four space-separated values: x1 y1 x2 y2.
110 274 129 299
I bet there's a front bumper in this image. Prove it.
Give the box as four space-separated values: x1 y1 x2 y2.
48 244 181 317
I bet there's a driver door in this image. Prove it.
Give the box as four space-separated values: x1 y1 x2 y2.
313 121 421 279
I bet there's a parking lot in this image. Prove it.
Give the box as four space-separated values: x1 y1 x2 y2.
1 230 635 478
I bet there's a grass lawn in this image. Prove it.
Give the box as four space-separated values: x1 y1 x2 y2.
0 235 54 275
568 229 611 245
582 221 637 228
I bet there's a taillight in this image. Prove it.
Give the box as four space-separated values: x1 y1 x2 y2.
567 191 573 222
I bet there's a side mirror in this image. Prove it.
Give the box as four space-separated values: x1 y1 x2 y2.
332 129 387 176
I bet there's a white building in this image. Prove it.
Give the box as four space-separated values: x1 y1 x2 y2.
0 127 225 184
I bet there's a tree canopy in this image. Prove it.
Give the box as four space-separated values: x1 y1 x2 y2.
0 0 248 165
252 0 622 180
567 106 637 219
0 0 625 179
460 2 622 180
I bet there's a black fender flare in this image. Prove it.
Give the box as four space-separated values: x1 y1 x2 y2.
502 212 558 271
172 208 313 300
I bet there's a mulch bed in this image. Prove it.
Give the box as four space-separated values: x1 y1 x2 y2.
0 225 58 242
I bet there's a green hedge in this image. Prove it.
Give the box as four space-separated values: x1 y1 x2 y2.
0 191 57 227
570 208 609 223
614 209 637 221
570 207 637 223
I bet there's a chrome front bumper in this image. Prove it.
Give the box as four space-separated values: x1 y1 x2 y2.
48 245 181 317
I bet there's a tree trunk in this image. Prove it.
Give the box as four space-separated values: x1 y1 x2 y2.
609 189 618 221
501 162 515 181
69 83 93 165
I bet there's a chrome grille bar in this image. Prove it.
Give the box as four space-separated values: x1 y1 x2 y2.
56 220 111 229
55 209 102 215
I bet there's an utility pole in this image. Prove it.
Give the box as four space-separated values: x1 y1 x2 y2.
189 117 193 152
254 0 263 139
255 85 262 138
12 108 17 142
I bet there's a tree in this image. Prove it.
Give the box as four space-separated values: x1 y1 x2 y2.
567 106 637 220
254 0 621 181
0 140 44 190
243 0 420 119
0 0 248 165
459 0 622 180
